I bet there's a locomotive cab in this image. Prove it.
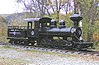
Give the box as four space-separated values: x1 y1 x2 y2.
24 18 40 45
24 18 40 38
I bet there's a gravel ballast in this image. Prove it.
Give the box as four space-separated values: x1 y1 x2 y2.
0 45 99 65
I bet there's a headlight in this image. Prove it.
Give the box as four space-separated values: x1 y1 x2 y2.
31 31 34 35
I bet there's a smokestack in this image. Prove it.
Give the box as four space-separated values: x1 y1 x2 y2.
70 13 83 28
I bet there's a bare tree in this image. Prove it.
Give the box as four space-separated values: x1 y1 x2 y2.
16 0 73 17
17 0 47 17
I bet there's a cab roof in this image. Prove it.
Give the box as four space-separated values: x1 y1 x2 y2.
39 17 51 23
24 18 40 22
24 17 52 23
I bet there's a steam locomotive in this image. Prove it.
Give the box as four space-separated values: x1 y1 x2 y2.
7 13 93 50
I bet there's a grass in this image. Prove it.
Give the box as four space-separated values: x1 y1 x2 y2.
92 41 99 51
1 45 11 48
0 45 16 50
0 57 27 65
0 36 8 43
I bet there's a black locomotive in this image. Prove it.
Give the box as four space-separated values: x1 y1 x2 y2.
7 14 93 50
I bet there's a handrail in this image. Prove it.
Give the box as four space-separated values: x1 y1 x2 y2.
8 26 27 29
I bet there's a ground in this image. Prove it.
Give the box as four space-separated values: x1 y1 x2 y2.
0 45 99 65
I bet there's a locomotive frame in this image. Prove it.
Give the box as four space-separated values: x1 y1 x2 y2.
7 14 93 50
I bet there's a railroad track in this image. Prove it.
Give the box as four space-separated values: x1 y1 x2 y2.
0 42 99 57
7 44 99 56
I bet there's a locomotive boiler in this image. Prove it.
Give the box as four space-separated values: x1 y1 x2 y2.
7 13 93 50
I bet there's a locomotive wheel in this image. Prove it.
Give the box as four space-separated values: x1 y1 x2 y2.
76 45 83 51
40 39 47 44
23 41 29 46
13 40 17 45
38 39 45 47
9 40 14 45
52 40 60 48
10 39 17 45
40 39 52 48
14 40 19 45
59 40 67 45
29 41 35 46
46 39 52 45
53 40 58 45
20 41 26 45
9 40 12 44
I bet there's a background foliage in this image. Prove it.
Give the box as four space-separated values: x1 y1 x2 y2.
0 0 98 44
0 16 7 42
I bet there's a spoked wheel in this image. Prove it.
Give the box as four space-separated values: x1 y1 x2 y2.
9 39 16 45
42 39 50 48
59 40 67 45
9 40 14 45
15 40 23 45
40 39 47 44
28 41 36 46
46 39 52 45
23 41 29 46
20 41 26 45
61 41 74 50
49 40 58 48
66 42 74 50
74 45 83 51
39 39 47 47
13 41 17 45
